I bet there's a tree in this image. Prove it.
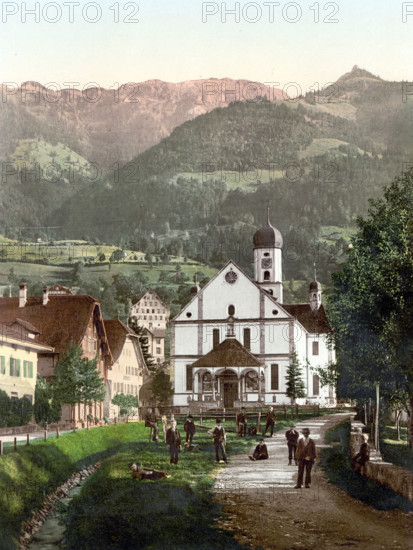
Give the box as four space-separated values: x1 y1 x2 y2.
34 375 61 425
285 348 306 404
0 390 11 427
53 343 105 422
328 169 413 447
111 393 139 417
150 368 174 405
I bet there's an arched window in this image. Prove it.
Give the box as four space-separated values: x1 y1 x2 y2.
263 271 270 281
245 371 259 392
228 304 235 315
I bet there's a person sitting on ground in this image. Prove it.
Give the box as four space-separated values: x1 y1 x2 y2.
352 433 370 474
184 414 196 445
249 438 269 461
129 462 168 481
236 407 248 437
145 407 159 441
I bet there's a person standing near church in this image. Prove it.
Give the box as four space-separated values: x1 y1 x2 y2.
263 406 276 437
166 419 181 464
184 414 196 445
236 407 247 437
285 424 299 465
211 418 227 463
294 427 316 488
145 407 159 441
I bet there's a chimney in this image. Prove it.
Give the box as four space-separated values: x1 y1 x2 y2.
43 286 49 306
19 283 27 308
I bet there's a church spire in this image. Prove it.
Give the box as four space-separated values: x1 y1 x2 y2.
309 265 322 311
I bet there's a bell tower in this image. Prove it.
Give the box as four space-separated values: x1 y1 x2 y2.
309 267 322 311
253 208 283 302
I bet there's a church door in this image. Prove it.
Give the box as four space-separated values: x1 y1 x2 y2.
223 382 238 408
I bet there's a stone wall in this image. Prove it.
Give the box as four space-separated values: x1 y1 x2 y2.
350 420 413 503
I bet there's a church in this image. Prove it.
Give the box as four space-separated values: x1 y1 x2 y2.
171 213 336 409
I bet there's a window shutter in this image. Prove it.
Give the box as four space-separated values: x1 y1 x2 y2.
23 361 27 377
0 356 5 374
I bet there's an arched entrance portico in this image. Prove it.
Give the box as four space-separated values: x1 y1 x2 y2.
220 369 238 408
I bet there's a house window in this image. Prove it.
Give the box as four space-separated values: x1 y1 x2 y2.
312 341 319 355
0 356 5 374
243 328 251 350
10 358 20 377
11 392 18 401
228 304 235 316
213 329 220 349
313 374 320 396
156 347 161 355
271 364 279 390
263 271 270 281
156 338 161 344
23 394 33 404
186 365 193 391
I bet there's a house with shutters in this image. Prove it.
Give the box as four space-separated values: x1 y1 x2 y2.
103 319 149 419
171 212 336 409
0 284 113 424
129 289 170 365
0 323 54 404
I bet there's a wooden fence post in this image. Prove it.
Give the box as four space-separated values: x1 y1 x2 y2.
56 427 60 438
256 411 261 433
44 429 47 441
26 434 29 446
200 407 203 426
0 440 2 456
114 417 117 425
14 437 17 451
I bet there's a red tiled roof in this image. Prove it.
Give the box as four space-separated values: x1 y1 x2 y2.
282 304 331 334
191 338 264 369
104 319 137 362
0 295 112 360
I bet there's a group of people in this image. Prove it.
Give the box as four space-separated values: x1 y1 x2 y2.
143 408 369 489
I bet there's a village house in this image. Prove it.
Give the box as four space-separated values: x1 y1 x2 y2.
0 323 54 403
171 213 336 409
103 319 149 419
0 284 113 425
129 289 170 365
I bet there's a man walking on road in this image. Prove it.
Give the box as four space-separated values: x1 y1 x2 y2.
285 424 299 465
294 427 316 488
263 406 276 437
212 418 227 463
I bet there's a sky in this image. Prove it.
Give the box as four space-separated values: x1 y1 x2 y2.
0 0 412 92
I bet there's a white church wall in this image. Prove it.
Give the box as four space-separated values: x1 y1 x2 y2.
175 324 198 355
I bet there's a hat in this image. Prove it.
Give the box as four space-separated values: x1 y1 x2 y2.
187 414 192 419
290 424 296 428
302 428 310 434
216 418 221 424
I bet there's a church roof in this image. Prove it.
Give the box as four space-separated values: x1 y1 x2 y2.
309 280 322 291
191 338 264 369
253 212 283 249
282 304 331 334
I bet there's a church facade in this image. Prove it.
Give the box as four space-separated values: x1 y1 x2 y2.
171 214 336 408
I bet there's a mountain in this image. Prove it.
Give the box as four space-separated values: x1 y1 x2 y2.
0 78 284 170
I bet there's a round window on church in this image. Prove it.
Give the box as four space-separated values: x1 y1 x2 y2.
225 271 238 284
272 310 278 315
186 312 192 318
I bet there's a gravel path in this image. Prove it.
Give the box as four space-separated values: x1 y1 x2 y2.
214 413 413 550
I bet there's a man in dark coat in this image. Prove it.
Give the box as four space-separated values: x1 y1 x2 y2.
145 408 159 441
129 462 167 481
236 407 247 437
263 406 276 437
294 427 316 489
285 424 300 465
211 418 227 463
166 420 181 464
184 414 196 445
249 438 269 461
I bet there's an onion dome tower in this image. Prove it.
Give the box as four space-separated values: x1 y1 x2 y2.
253 208 283 302
309 267 322 311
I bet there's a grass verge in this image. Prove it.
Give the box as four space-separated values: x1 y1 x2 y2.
320 421 413 512
62 420 296 549
380 425 413 473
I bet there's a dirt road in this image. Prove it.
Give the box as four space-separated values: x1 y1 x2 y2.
214 413 413 549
